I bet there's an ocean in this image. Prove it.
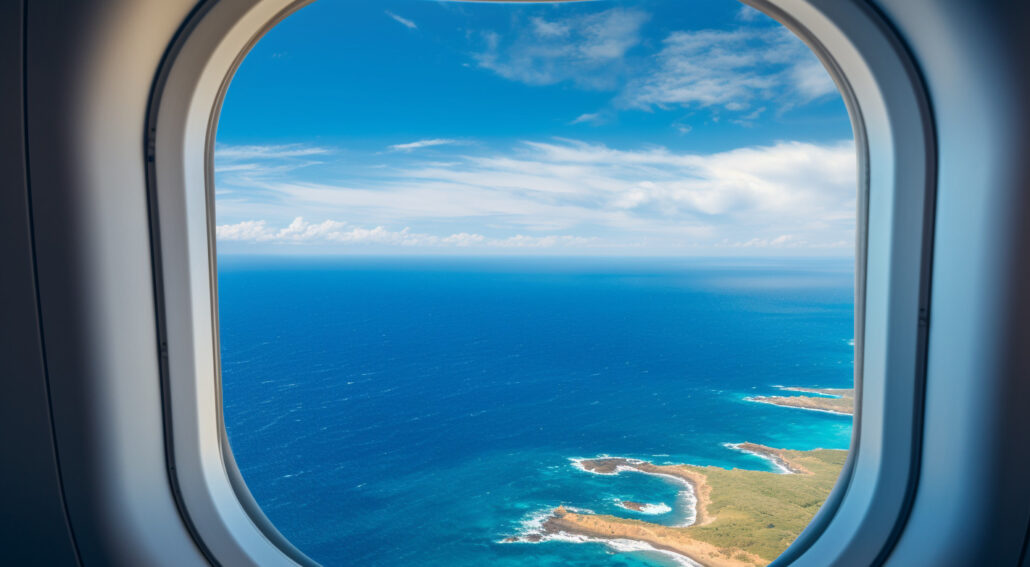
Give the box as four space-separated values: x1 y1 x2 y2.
218 256 854 566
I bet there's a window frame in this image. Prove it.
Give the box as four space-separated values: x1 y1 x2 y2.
145 0 937 565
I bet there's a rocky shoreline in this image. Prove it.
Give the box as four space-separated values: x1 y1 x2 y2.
747 387 854 415
501 386 851 566
505 444 847 567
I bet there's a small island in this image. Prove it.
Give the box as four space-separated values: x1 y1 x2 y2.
510 444 846 567
747 387 854 415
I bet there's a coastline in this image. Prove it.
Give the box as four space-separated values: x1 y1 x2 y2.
723 442 810 475
746 387 854 415
573 457 712 526
544 506 758 567
508 445 847 567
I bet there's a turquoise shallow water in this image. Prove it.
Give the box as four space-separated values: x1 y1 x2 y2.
218 257 854 566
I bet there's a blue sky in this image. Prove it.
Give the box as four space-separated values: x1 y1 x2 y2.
215 0 855 256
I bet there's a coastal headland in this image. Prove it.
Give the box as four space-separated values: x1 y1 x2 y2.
513 444 847 567
747 387 854 415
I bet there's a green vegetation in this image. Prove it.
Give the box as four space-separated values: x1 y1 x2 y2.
549 447 848 566
536 387 854 565
683 448 847 562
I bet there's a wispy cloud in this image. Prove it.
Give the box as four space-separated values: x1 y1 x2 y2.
736 5 764 22
215 144 330 160
470 10 836 124
215 138 856 254
388 138 458 152
217 217 595 249
213 144 329 177
474 8 650 89
619 28 835 111
385 11 417 30
570 112 605 126
789 58 837 102
716 234 842 249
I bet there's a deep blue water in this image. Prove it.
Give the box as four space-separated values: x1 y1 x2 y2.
218 257 854 566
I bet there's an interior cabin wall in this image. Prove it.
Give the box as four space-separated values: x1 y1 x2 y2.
0 1 80 562
19 0 207 564
874 0 1030 564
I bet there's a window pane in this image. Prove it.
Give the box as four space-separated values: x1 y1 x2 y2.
215 2 856 566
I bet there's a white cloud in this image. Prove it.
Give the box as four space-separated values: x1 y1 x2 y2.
471 10 837 121
474 8 649 89
385 11 417 30
214 160 322 176
502 139 856 219
718 234 850 249
277 217 349 241
218 138 857 254
216 217 597 250
789 57 837 101
531 17 570 38
214 144 330 160
493 234 595 248
214 144 328 180
731 234 795 248
388 138 458 152
737 5 764 22
570 112 605 125
216 218 348 242
216 220 275 241
214 163 262 173
672 121 693 134
742 107 766 120
619 28 832 111
441 232 486 247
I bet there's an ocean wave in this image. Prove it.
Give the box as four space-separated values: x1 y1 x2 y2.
502 508 701 567
500 508 593 544
724 442 792 474
614 499 673 515
606 539 704 567
568 456 698 527
568 456 643 476
672 483 698 527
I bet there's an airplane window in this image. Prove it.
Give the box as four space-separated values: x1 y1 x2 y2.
213 1 856 565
